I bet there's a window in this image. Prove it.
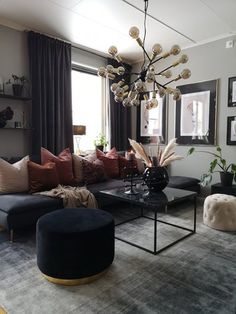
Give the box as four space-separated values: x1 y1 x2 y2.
72 67 107 153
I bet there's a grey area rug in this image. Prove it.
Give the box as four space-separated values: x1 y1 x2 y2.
0 200 235 314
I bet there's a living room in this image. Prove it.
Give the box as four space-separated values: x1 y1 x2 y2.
0 0 236 313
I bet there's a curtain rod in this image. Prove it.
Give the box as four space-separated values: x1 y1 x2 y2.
24 28 107 60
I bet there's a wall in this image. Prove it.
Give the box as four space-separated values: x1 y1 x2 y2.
0 24 30 157
132 36 236 186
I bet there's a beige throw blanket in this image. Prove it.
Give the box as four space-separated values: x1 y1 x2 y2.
36 185 97 209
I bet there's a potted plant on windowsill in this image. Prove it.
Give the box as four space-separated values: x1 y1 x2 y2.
187 146 236 186
94 134 108 152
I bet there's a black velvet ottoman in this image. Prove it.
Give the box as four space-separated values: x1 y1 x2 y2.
36 208 114 285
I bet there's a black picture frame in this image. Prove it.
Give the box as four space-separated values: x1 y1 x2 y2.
227 116 236 145
175 79 218 145
136 94 167 145
228 77 236 107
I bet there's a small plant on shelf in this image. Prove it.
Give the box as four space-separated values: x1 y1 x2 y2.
6 74 28 97
187 146 236 186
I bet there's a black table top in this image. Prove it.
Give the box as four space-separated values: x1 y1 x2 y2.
98 187 197 210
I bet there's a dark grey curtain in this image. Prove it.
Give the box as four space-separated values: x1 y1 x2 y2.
108 58 132 150
28 31 73 155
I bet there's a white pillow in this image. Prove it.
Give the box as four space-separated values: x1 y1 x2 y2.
0 156 29 193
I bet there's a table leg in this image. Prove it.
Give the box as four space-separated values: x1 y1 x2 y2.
154 211 157 254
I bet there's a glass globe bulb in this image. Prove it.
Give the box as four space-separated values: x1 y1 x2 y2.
170 45 181 55
106 65 114 73
179 54 188 64
135 80 143 91
108 45 118 56
152 43 162 55
158 87 166 98
173 89 181 101
114 86 123 95
161 70 172 78
129 26 140 39
146 72 155 83
123 97 132 107
110 83 118 93
117 66 125 76
115 95 123 103
181 69 191 79
97 67 106 78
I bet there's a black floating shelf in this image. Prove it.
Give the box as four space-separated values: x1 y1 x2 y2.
0 93 31 101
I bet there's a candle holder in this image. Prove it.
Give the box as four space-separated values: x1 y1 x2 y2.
123 160 141 195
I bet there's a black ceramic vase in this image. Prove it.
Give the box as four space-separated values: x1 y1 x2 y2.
143 166 169 192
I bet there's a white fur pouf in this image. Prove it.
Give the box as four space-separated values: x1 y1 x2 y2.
203 194 236 231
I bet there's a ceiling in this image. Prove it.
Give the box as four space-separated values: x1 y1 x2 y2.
0 0 236 63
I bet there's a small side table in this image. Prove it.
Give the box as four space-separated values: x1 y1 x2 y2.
211 183 236 196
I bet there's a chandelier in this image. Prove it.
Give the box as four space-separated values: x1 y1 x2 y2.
97 0 191 109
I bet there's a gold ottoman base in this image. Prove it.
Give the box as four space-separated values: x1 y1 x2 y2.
42 268 108 286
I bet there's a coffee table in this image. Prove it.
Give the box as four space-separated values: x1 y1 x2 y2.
98 187 197 255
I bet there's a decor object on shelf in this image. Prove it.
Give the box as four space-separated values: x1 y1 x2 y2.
175 80 218 145
97 0 191 109
228 76 236 107
227 116 236 145
6 74 28 97
94 133 108 152
129 138 183 191
188 146 236 186
0 106 14 128
73 125 86 155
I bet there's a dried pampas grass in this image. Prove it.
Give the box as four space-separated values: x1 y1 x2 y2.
128 138 183 168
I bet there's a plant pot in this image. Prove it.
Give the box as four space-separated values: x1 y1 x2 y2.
143 166 169 192
95 145 104 152
220 172 233 186
12 84 23 97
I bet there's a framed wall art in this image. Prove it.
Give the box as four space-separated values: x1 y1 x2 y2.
137 94 167 144
228 76 236 107
227 116 236 145
175 79 218 145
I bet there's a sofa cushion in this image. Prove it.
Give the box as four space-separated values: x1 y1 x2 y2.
0 156 29 194
96 148 119 178
0 193 62 215
28 161 60 193
82 159 106 184
41 147 74 185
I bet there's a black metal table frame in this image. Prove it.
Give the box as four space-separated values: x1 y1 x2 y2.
100 193 197 255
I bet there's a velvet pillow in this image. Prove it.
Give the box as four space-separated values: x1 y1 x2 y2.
118 155 139 179
28 161 59 193
96 147 119 178
41 147 74 185
0 156 29 193
82 159 106 184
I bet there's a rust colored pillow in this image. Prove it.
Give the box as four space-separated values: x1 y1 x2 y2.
28 161 59 193
96 147 119 178
82 159 106 184
118 155 138 179
41 147 74 185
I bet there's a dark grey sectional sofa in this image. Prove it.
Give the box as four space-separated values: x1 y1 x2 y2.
0 156 200 241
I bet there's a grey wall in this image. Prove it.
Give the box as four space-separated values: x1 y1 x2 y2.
0 24 30 157
132 36 236 185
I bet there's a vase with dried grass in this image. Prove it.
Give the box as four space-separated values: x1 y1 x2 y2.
129 138 184 192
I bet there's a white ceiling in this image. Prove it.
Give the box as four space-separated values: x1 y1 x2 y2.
0 0 236 63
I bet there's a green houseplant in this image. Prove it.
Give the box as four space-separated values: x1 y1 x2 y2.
94 134 108 152
188 146 236 186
